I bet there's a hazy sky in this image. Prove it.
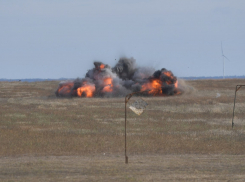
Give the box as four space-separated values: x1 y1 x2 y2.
1 0 245 79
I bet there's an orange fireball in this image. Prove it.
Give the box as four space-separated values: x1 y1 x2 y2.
56 82 74 96
102 77 113 92
141 79 162 95
77 83 95 97
100 64 105 69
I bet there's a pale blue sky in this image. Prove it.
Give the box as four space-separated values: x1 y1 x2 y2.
0 0 244 79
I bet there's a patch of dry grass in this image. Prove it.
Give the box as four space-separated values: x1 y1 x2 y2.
1 155 245 181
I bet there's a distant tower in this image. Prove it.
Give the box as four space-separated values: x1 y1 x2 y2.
221 41 230 79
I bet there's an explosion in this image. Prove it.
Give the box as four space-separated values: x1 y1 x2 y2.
55 57 181 97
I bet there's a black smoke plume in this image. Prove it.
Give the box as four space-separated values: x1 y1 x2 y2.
55 57 180 97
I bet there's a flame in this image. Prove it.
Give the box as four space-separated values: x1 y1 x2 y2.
174 80 178 88
163 71 172 77
163 71 175 85
174 80 181 95
100 64 105 69
57 82 74 95
77 83 95 97
102 77 113 92
141 79 162 95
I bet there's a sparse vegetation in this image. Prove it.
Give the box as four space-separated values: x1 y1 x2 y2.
0 79 245 181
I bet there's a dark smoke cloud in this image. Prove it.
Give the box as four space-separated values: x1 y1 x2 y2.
55 57 180 97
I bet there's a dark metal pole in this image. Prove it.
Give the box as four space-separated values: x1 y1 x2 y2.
124 90 149 164
124 93 133 164
125 96 128 164
231 85 245 128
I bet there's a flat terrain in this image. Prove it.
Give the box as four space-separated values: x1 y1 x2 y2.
0 79 245 181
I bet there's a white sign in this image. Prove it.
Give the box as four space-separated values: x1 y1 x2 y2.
129 98 148 115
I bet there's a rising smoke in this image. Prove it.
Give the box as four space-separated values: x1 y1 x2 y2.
55 57 181 97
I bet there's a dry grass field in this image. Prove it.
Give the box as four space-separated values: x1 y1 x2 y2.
0 79 245 181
